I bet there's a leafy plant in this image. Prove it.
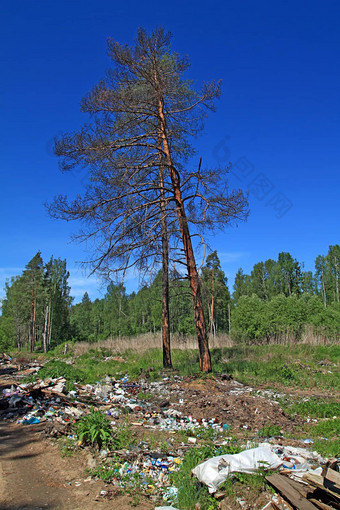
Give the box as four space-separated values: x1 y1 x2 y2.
75 409 114 449
280 364 296 381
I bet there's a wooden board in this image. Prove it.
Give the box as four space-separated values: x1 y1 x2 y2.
303 473 340 501
266 474 319 510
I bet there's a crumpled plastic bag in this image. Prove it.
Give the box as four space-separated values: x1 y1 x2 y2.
192 445 282 493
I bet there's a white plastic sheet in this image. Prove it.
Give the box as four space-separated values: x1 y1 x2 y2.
155 507 181 510
192 445 282 493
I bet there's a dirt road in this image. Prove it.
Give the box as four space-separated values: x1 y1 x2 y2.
0 421 145 510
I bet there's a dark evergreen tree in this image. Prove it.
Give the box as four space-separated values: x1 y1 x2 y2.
201 251 230 334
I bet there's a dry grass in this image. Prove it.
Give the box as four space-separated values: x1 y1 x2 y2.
72 332 234 357
71 328 338 357
301 325 339 345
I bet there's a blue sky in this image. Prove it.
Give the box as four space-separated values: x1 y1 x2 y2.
1 0 339 304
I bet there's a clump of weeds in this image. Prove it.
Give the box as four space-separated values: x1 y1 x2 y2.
75 408 114 449
57 435 78 457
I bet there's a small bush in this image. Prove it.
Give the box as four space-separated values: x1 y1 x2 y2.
76 409 114 449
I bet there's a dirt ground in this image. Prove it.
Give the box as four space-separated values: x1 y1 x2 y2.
0 420 154 510
0 360 337 510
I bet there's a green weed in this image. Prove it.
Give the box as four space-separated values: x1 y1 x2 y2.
115 421 135 449
220 466 271 505
75 408 114 449
137 391 153 401
91 457 121 481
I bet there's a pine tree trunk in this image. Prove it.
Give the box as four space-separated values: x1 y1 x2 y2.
159 164 172 368
156 94 211 372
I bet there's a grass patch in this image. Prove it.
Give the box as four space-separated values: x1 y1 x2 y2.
312 437 340 458
44 343 339 394
281 397 340 418
289 417 340 458
220 468 274 506
57 435 77 457
37 360 86 390
213 344 340 391
258 424 282 437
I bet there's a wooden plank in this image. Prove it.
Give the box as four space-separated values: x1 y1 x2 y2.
266 474 319 510
309 497 340 510
322 466 340 491
303 473 340 500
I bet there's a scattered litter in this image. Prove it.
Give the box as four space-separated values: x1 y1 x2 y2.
1 354 338 509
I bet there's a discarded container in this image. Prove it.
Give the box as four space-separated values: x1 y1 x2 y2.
23 416 40 425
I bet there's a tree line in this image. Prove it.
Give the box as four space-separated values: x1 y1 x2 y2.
70 250 231 342
0 245 339 352
69 245 340 344
0 252 72 351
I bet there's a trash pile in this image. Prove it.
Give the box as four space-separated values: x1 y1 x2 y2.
1 365 231 438
191 444 340 509
191 442 324 489
1 353 339 510
265 456 340 510
95 447 183 504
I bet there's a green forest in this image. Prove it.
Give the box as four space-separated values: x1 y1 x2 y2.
1 244 339 352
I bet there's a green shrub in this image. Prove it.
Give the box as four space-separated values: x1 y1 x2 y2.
75 409 114 449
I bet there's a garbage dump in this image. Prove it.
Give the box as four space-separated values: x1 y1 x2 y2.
1 352 338 510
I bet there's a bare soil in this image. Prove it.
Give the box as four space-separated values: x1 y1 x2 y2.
0 420 154 510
